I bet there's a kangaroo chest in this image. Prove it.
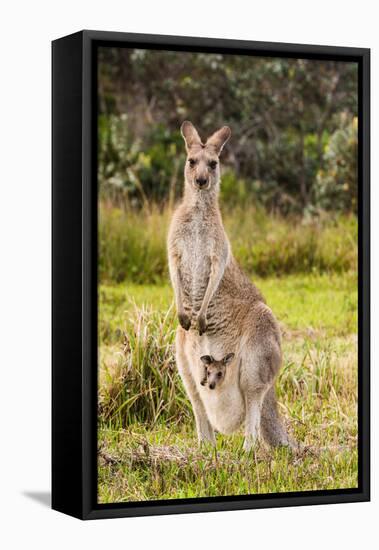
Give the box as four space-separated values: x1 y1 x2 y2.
178 216 216 308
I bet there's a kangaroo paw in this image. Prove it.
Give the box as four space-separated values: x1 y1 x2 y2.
178 312 191 331
197 314 208 336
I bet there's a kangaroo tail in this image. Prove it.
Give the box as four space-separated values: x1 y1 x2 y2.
260 386 298 449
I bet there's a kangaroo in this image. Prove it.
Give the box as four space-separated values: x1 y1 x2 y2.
200 353 235 389
167 121 293 450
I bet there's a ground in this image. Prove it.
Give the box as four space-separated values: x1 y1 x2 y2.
98 272 358 503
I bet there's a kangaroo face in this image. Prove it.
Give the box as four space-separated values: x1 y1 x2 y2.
200 353 235 390
206 363 226 390
185 148 219 191
181 121 231 192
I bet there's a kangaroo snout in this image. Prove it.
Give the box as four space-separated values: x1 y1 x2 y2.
209 383 216 390
196 177 208 188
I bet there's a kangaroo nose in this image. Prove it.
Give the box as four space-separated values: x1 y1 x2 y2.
209 383 215 390
196 177 207 187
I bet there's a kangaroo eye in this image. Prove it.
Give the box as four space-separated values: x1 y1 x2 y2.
218 372 222 378
209 160 217 169
188 158 196 167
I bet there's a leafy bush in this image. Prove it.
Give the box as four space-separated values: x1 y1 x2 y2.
98 50 358 214
99 116 185 207
315 114 358 212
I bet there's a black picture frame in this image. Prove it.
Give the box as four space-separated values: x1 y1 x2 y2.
52 30 370 520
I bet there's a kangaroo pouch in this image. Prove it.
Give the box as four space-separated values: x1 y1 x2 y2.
200 384 245 435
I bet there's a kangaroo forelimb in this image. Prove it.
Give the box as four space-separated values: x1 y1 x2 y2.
196 251 228 335
169 253 191 330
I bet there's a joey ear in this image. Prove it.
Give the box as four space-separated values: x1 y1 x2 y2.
180 121 202 151
223 353 235 366
200 355 213 366
206 126 231 155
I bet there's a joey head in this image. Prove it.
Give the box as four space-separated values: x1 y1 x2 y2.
200 353 235 390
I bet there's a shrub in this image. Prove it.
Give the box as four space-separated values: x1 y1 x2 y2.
315 114 358 213
99 116 185 207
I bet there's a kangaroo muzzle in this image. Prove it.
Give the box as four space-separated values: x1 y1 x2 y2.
196 177 208 188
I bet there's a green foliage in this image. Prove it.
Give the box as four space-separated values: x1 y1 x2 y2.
99 202 357 284
219 169 250 207
315 114 358 212
99 116 185 206
98 49 358 213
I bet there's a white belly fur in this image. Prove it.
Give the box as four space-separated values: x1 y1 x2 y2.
200 384 245 434
196 335 245 435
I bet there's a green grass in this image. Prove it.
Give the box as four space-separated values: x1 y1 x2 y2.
99 272 357 345
98 272 358 502
99 202 357 283
98 424 357 502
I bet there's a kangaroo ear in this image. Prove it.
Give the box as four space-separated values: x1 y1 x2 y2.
206 126 231 155
181 121 202 151
223 353 235 366
200 355 213 365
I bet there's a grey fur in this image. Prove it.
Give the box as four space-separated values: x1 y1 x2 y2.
168 121 294 450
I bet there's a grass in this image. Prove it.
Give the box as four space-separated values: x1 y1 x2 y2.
98 425 357 502
98 271 358 502
99 201 357 283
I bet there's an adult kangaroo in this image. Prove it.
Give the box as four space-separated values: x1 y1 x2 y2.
167 121 292 451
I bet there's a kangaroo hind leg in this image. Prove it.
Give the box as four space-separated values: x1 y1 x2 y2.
241 341 282 452
243 385 269 451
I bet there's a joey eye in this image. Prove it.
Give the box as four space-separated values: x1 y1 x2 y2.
209 160 217 169
188 158 196 167
217 372 222 378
